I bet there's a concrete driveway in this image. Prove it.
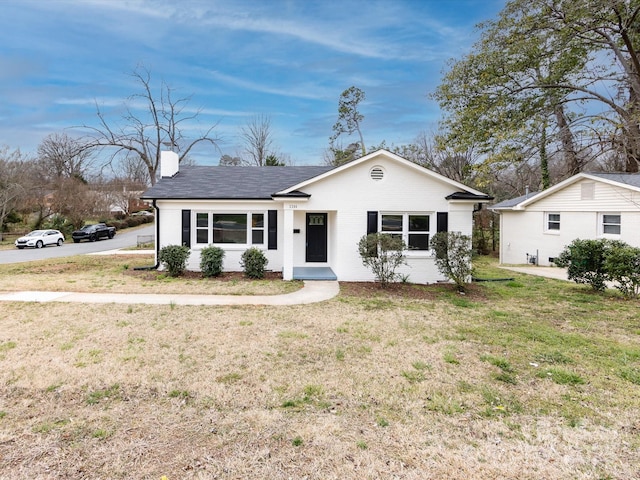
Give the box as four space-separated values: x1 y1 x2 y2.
499 265 570 281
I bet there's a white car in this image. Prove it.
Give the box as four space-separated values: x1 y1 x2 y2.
15 230 65 249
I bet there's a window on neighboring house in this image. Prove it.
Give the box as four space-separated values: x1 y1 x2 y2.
601 213 621 235
194 212 266 246
381 213 432 251
546 213 560 232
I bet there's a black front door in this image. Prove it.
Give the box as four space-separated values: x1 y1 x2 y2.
306 213 327 262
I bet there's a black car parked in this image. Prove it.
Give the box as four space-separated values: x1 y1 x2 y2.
71 223 116 243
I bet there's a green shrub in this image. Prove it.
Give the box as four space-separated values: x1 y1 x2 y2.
200 245 225 277
126 216 146 227
357 233 407 287
240 247 268 279
555 239 611 291
158 244 190 277
43 214 74 237
109 220 128 230
431 231 474 292
603 242 640 298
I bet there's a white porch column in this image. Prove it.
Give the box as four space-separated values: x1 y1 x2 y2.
282 206 295 280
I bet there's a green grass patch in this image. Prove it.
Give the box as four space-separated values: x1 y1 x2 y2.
168 389 191 399
376 416 389 427
443 351 460 365
278 330 309 339
537 368 585 385
0 341 17 352
618 367 640 385
535 351 574 365
281 384 327 410
480 354 513 372
92 428 111 439
86 384 121 405
216 372 242 384
479 385 523 417
425 392 464 415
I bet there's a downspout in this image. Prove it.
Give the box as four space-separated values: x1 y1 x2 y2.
133 199 160 270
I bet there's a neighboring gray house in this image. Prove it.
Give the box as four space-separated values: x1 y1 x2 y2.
142 149 492 283
493 172 640 265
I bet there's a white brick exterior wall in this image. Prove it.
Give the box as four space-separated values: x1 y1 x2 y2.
153 152 484 284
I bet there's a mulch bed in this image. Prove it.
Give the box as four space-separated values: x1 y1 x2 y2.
124 269 283 282
124 268 486 300
339 281 487 300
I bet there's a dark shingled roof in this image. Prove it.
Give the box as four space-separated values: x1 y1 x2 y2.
587 172 640 188
493 172 640 210
141 165 335 200
491 192 540 209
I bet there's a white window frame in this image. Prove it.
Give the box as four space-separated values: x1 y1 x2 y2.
380 212 433 254
599 212 621 237
193 211 267 248
544 212 561 234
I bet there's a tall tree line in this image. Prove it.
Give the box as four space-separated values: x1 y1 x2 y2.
433 0 640 191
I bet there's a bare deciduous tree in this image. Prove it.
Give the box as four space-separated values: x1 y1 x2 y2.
37 133 94 181
219 154 242 166
83 67 220 184
118 152 152 186
0 146 29 240
50 177 100 230
240 114 274 166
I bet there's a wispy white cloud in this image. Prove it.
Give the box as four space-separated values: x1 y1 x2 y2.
55 0 455 62
56 96 252 118
1 0 506 162
207 70 331 100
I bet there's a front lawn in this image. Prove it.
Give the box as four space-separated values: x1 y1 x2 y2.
0 256 638 479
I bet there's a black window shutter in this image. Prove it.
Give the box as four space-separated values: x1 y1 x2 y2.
367 211 378 234
268 210 277 250
181 209 191 247
437 212 448 233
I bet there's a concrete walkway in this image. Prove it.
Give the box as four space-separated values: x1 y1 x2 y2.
0 281 340 306
499 265 570 281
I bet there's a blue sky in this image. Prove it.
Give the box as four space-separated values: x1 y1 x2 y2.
0 0 506 166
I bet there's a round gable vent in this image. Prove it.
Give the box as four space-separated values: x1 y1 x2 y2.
370 166 385 181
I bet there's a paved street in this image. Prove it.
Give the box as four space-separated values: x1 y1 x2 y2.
0 225 154 265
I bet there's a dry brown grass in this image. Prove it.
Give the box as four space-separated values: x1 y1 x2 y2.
0 257 639 479
0 254 301 295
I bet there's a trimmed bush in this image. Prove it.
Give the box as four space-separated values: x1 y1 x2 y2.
431 231 474 292
357 233 407 287
240 247 268 279
200 245 225 278
555 239 612 291
158 244 190 277
603 242 640 298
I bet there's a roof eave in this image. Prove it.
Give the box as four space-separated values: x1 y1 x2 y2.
445 192 494 201
140 196 275 201
278 149 489 197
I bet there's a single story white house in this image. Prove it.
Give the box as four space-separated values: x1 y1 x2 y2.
141 149 492 283
492 172 640 266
